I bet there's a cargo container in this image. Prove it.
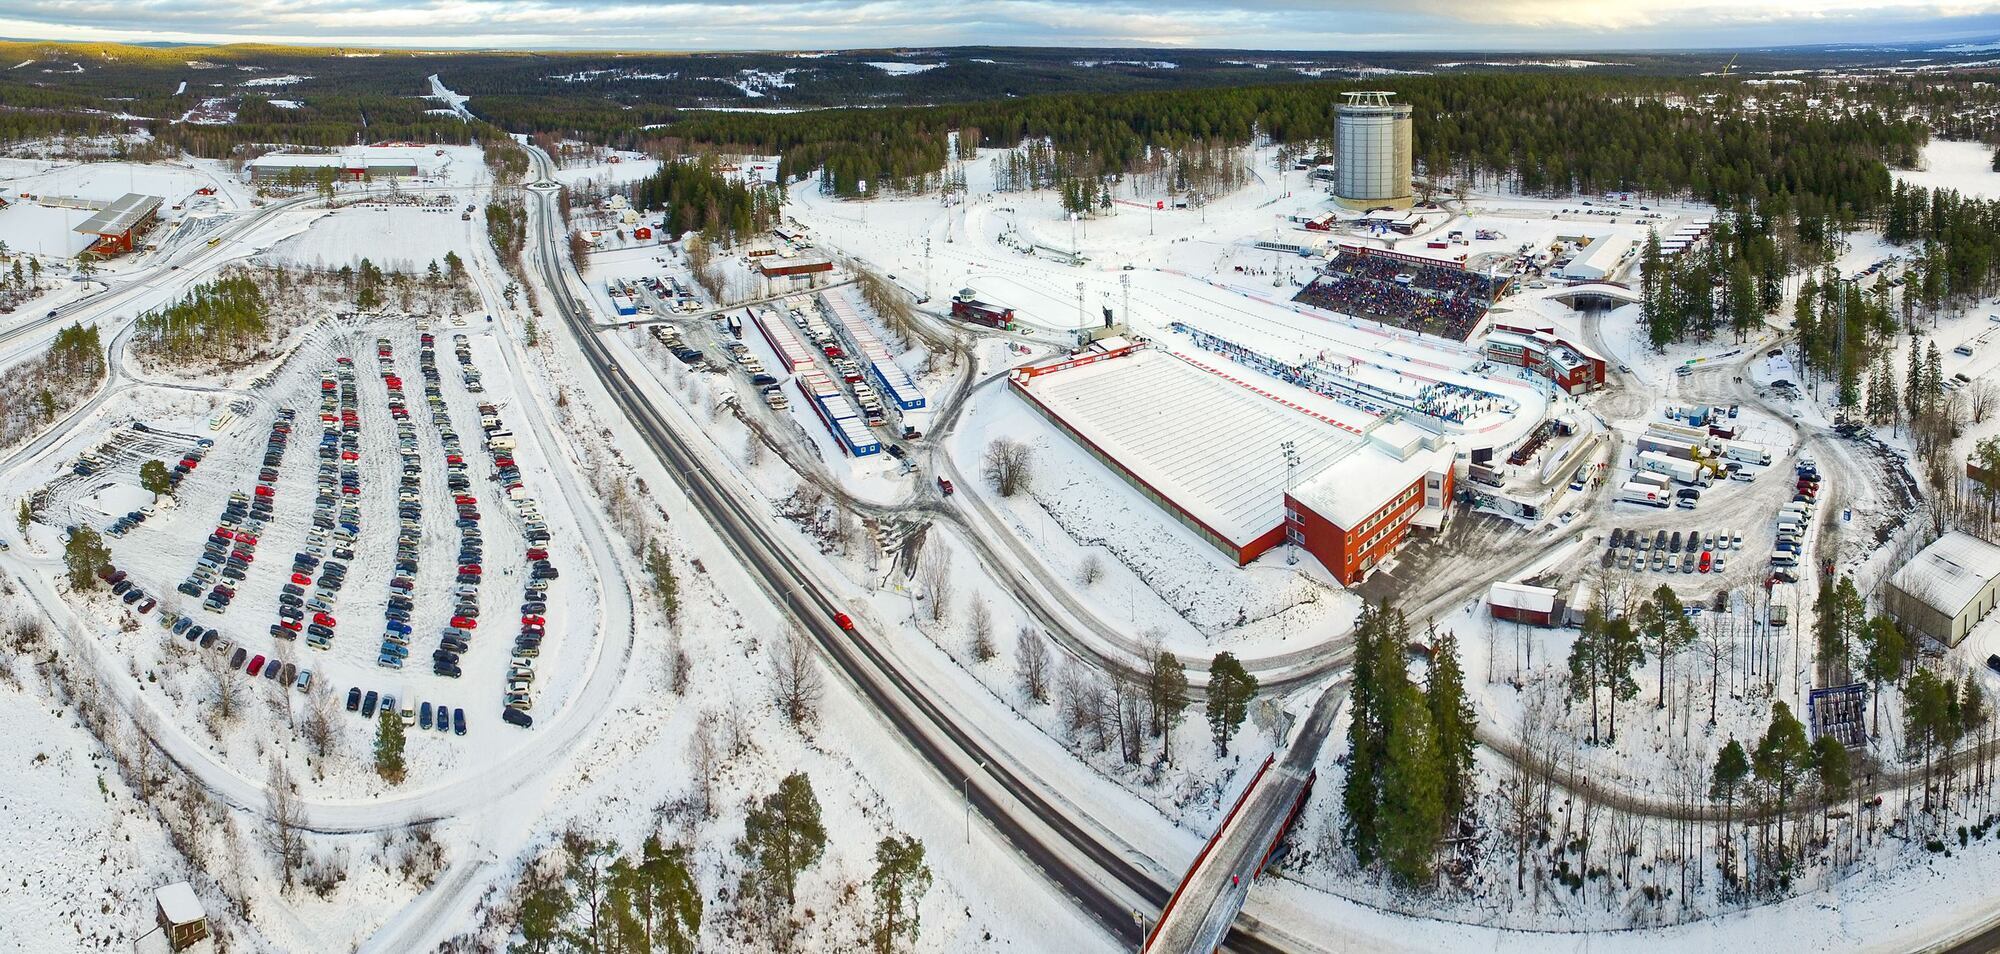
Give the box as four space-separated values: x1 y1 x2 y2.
1619 481 1671 508
752 308 814 372
819 290 928 410
795 371 880 456
1637 434 1699 461
1629 470 1671 489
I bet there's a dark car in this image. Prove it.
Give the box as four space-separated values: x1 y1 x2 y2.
420 702 434 729
229 647 248 669
361 691 379 718
453 708 466 735
434 703 451 731
1669 531 1683 553
502 707 533 729
1988 654 2000 676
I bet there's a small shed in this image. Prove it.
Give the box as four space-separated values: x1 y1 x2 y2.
1488 581 1560 627
154 881 208 951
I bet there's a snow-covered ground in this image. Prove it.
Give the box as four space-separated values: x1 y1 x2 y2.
1894 139 2000 199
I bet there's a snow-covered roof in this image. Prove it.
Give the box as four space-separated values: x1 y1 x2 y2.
1488 581 1558 613
73 192 159 235
1018 347 1358 546
1289 440 1449 529
1891 531 2000 619
155 881 204 925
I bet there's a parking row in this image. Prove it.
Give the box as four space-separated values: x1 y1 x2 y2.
414 331 487 681
467 337 552 730
344 687 466 737
175 411 294 614
376 337 426 671
280 359 362 652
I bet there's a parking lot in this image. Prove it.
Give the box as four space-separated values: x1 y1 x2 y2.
77 315 593 770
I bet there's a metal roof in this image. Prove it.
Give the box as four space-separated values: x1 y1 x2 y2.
72 192 161 236
1891 531 2000 620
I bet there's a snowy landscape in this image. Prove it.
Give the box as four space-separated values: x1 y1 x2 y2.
11 21 2000 954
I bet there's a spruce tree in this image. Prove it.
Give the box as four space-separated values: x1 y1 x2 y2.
1426 627 1478 821
738 772 826 915
869 834 933 954
63 525 109 591
375 707 407 784
1752 702 1813 856
1342 603 1385 863
1379 684 1445 887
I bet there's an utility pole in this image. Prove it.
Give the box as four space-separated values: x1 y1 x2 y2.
1120 272 1131 329
1076 280 1086 331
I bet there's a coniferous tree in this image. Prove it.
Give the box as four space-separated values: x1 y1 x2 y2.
1426 627 1478 821
1379 683 1444 887
1206 652 1257 757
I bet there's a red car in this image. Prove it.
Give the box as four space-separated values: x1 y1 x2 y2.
458 564 482 576
1698 552 1712 573
281 618 303 631
455 495 477 505
236 532 258 546
342 485 360 495
525 548 548 561
937 476 954 496
823 345 843 358
521 615 545 626
291 572 312 586
451 615 477 629
247 654 266 676
312 612 335 627
216 528 235 541
446 454 464 465
834 612 855 632
254 485 274 498
342 451 359 461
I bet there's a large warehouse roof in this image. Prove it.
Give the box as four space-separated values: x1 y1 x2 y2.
1890 531 2000 620
72 192 160 236
1021 347 1358 548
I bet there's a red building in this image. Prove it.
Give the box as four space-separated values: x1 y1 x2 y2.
72 193 161 255
1483 323 1607 394
1283 422 1454 585
951 288 1015 327
1487 581 1560 627
756 254 833 279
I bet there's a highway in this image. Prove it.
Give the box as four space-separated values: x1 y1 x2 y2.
517 150 1293 953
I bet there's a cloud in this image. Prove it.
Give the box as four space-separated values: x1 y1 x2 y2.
3 0 2000 50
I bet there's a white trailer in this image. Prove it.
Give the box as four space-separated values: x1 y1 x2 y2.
1637 451 1710 486
1723 441 1772 466
1619 481 1671 508
1638 434 1699 461
1651 420 1710 442
1630 470 1671 489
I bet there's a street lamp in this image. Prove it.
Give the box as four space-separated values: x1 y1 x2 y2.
964 760 987 843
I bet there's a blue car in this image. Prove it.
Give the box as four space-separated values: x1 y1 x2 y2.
452 708 466 736
419 702 433 730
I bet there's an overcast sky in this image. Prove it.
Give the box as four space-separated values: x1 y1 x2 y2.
4 0 2000 52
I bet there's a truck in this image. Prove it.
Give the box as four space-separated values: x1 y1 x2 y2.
727 314 744 338
1637 451 1710 486
1619 482 1671 508
1723 441 1772 466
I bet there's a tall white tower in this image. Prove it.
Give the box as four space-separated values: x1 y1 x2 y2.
1334 91 1414 209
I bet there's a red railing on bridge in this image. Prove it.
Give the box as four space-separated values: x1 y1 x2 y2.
1143 754 1275 952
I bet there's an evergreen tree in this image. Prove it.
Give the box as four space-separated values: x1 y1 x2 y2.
1425 627 1478 821
1812 734 1850 828
1148 649 1190 763
16 497 31 536
738 771 827 917
1598 615 1645 741
1638 586 1695 707
139 459 172 497
607 835 701 954
1379 684 1445 887
1752 701 1813 857
1858 615 1905 734
1342 603 1386 863
375 707 407 784
869 834 933 954
63 525 109 591
1206 652 1257 757
1711 738 1750 861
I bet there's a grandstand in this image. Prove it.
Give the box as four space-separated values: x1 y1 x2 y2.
1293 245 1506 342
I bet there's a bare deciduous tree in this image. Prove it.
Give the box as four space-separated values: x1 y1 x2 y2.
1017 627 1051 704
1077 553 1103 586
207 651 242 729
267 761 306 888
920 548 955 623
767 629 824 731
968 598 996 661
300 675 338 759
981 438 1033 497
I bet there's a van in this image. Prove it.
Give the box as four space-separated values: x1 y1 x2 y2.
1957 344 1976 357
1771 553 1798 567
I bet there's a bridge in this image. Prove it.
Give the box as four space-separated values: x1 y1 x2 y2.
1544 282 1640 309
1143 686 1340 953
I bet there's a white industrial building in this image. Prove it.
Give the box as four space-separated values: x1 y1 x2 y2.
1557 236 1632 282
1884 531 2000 647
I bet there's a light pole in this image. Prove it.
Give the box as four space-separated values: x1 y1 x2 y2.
964 760 987 843
1281 440 1299 565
